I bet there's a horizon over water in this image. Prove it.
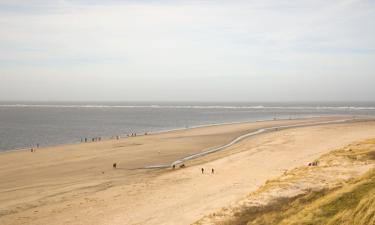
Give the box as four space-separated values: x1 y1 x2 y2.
1 101 375 152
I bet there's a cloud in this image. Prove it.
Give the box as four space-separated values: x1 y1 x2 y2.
0 0 374 101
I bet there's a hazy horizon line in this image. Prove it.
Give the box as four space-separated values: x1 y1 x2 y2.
0 100 374 103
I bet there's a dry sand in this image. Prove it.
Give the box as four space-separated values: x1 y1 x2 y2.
194 139 375 225
1 117 375 225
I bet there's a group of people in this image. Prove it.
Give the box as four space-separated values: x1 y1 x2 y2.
201 168 215 174
80 131 150 143
30 143 40 153
81 137 102 143
171 164 215 174
172 164 185 169
127 132 149 137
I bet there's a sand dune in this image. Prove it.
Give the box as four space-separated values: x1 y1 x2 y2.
1 117 375 225
195 139 375 224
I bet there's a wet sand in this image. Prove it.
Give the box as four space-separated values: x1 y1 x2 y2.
1 117 375 225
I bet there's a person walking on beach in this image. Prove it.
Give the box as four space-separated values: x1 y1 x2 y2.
211 168 214 174
201 168 204 174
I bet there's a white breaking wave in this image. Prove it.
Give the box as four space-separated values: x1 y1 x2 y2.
0 104 375 110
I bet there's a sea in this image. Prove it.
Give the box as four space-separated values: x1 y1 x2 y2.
1 101 375 152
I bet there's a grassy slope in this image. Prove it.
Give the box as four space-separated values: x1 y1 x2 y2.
244 140 375 225
246 169 375 225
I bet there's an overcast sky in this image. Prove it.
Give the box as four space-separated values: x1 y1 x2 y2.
0 0 374 102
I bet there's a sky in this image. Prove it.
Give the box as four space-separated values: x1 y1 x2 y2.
0 0 374 102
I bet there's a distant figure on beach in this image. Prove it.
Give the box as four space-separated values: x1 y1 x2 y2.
211 168 214 174
172 165 176 169
30 148 33 153
113 163 117 169
201 168 204 174
85 138 87 143
36 143 39 148
180 164 185 168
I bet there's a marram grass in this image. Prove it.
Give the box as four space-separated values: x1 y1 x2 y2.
220 140 375 225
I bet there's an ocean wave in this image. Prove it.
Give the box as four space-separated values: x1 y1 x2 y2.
0 104 375 110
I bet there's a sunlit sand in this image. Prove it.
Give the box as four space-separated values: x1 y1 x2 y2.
1 117 375 225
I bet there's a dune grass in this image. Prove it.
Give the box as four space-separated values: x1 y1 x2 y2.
217 139 375 225
245 169 375 225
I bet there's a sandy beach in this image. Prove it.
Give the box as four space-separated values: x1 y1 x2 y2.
1 116 375 225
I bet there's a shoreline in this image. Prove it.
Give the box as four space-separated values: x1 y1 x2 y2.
0 115 362 155
0 116 305 154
